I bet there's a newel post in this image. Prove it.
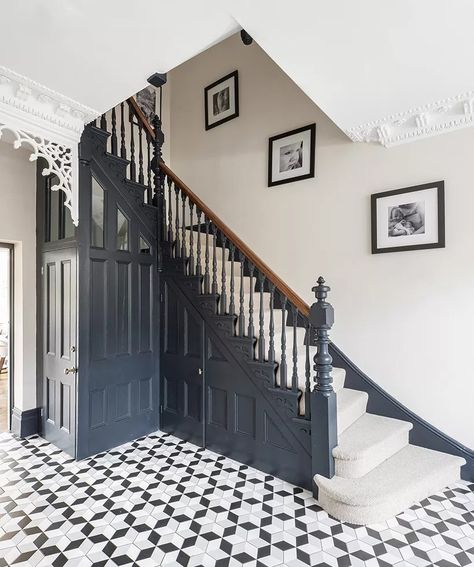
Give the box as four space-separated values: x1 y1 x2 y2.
310 276 337 496
151 114 166 246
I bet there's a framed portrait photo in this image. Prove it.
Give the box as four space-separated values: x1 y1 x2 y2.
268 123 316 187
204 71 239 130
135 86 156 123
371 181 445 254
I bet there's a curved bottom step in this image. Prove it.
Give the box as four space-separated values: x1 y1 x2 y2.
316 444 465 525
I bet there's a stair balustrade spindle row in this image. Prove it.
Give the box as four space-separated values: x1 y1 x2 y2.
97 100 155 204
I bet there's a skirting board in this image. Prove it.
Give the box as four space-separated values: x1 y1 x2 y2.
10 407 41 438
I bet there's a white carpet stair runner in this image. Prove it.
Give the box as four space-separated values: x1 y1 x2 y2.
185 232 465 525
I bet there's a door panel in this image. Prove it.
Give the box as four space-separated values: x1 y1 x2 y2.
160 280 204 447
205 337 300 478
42 248 77 456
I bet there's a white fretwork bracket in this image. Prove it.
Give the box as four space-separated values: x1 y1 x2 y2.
0 66 99 225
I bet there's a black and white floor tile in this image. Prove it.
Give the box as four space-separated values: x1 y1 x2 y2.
0 432 472 567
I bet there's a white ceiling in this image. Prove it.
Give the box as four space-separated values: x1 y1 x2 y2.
2 0 474 144
0 0 238 113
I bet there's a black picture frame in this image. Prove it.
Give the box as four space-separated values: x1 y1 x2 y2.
204 71 239 130
268 124 316 187
371 181 445 254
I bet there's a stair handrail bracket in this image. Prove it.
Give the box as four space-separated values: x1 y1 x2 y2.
309 276 338 495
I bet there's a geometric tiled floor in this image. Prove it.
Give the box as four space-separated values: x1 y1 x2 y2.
0 433 473 567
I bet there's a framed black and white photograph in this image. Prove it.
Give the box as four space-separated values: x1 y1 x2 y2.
371 181 445 254
136 86 156 123
268 124 316 187
204 71 239 130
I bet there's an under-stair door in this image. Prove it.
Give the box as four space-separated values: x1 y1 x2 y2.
76 164 159 459
161 280 205 447
42 248 77 456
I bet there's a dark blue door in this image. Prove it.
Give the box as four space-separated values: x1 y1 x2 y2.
160 279 205 447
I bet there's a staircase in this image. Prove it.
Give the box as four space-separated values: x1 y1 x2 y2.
90 98 472 525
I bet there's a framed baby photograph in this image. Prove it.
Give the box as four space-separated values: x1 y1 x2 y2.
268 124 316 187
204 71 239 130
371 181 445 254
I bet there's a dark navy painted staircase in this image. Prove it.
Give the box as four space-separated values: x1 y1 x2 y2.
86 98 473 524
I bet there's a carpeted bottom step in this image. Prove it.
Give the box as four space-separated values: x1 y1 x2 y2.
316 444 465 525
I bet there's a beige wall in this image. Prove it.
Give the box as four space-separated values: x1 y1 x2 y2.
168 34 474 447
0 141 36 412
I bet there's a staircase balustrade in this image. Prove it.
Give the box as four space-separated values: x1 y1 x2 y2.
98 98 156 203
94 99 339 488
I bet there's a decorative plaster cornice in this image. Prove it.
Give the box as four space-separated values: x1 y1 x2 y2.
0 66 98 135
0 66 100 225
345 90 474 147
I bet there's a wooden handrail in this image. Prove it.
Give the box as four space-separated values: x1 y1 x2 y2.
125 95 310 316
127 97 155 139
160 162 310 317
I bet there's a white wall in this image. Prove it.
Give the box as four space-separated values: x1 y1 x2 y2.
168 34 474 448
0 141 36 412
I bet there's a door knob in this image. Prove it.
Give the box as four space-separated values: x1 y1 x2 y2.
198 368 203 376
64 367 78 375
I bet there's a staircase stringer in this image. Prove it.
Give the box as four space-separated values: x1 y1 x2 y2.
82 125 157 236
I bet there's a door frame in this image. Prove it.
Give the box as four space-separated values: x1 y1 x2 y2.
0 242 14 431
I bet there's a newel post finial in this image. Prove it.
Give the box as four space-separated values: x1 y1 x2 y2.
309 275 337 494
310 276 334 394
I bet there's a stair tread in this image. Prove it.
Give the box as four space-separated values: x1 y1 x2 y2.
334 413 412 461
316 444 465 507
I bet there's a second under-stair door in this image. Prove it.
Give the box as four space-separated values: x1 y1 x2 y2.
160 279 205 448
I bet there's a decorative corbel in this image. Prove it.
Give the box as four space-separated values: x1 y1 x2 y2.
0 65 99 225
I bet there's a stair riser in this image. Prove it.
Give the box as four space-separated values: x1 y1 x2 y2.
338 394 368 434
184 240 230 261
334 429 410 479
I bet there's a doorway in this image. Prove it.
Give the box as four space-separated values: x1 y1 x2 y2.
41 247 77 455
0 243 13 433
37 168 78 455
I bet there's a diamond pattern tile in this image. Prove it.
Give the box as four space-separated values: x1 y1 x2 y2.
0 432 472 566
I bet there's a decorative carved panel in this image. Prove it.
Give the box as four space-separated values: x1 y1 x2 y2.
0 65 99 225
